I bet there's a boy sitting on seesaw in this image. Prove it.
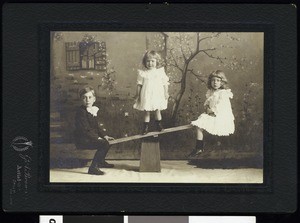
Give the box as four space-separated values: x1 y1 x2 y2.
74 86 114 175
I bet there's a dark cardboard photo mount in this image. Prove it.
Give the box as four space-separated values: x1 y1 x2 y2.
2 3 297 215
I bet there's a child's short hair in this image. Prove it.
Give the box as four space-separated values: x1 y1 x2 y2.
207 70 228 89
79 86 96 98
142 50 162 68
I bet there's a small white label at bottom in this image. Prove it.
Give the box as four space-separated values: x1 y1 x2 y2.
189 216 256 223
40 215 63 223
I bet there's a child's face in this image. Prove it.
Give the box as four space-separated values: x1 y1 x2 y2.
81 91 96 108
211 77 222 90
146 58 157 70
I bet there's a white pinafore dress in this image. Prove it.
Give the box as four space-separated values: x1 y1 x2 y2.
133 67 169 111
191 89 235 136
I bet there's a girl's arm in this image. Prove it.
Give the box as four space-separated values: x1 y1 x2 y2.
206 107 216 116
134 70 143 100
164 85 169 100
161 68 170 100
134 84 142 100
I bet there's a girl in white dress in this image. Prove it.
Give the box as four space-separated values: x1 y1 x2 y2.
188 70 235 157
133 51 169 134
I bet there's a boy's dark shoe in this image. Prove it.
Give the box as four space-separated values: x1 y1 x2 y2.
99 161 114 168
88 166 105 175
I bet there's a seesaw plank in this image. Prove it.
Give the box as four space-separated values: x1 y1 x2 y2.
109 124 193 145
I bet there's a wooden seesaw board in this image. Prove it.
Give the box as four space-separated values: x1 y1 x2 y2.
108 124 194 172
108 124 193 145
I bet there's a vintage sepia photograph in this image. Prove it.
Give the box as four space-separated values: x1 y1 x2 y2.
49 31 264 183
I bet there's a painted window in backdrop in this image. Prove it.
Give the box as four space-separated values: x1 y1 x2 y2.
65 41 107 71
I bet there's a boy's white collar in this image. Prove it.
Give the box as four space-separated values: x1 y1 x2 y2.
86 106 99 117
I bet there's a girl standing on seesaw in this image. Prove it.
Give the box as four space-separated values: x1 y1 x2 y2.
133 50 170 134
188 70 235 157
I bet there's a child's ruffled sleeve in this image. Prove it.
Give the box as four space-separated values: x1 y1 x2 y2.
136 70 144 85
225 89 233 99
213 89 233 116
158 67 170 85
203 90 212 107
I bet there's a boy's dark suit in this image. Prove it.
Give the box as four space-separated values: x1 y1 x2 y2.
74 105 110 171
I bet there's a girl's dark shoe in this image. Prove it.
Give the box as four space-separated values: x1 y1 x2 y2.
188 149 198 157
195 149 204 155
88 166 105 175
142 122 149 135
155 120 164 131
188 149 204 158
188 140 204 157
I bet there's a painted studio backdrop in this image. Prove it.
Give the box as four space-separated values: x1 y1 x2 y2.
50 31 263 173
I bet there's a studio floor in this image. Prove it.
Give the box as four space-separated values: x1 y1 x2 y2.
50 160 263 183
